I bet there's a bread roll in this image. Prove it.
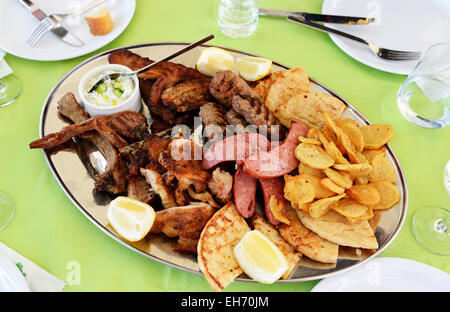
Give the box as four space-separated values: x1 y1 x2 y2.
85 7 114 36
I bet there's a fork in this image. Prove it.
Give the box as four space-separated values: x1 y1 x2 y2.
287 16 422 61
26 0 107 47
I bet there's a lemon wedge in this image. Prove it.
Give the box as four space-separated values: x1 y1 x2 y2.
233 230 288 284
196 47 235 77
107 197 156 242
237 56 272 81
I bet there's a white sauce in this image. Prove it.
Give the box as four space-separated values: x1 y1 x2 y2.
86 71 135 107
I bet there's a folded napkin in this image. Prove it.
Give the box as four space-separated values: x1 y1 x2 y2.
0 242 66 292
0 50 13 79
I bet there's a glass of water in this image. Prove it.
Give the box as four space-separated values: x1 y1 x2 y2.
218 0 259 39
397 42 450 129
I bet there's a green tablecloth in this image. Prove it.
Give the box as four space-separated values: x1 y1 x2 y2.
0 0 448 292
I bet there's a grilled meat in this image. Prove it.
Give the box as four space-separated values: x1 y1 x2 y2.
127 175 155 204
250 71 283 101
141 167 177 209
30 111 148 150
161 78 213 112
120 140 150 176
188 187 220 208
149 203 215 254
209 70 246 109
55 92 128 194
199 102 227 143
208 168 233 204
224 109 248 127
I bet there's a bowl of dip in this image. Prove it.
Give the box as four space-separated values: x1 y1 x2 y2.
79 64 141 116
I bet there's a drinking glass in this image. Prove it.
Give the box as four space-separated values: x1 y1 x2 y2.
218 0 259 39
397 42 450 129
0 191 14 232
0 74 22 107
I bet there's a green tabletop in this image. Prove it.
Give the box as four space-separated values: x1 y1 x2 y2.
0 0 448 292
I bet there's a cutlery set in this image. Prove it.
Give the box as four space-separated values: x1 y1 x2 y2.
19 1 421 61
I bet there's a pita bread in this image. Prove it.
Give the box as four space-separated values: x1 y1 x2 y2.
298 256 337 270
197 203 250 291
250 213 301 279
251 70 284 101
278 205 338 264
338 246 377 261
297 210 379 249
265 67 310 116
275 92 346 129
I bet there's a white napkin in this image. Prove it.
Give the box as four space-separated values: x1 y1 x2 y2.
0 50 13 79
0 242 66 292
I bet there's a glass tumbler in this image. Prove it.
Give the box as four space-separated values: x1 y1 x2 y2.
218 0 259 39
397 42 450 129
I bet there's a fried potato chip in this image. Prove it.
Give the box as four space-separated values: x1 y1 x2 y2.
336 121 365 152
298 162 326 178
322 112 358 161
360 124 394 149
335 118 359 128
323 124 345 154
354 175 370 185
346 207 375 224
309 194 346 218
269 195 290 225
295 143 335 169
320 178 346 194
332 198 368 218
275 92 346 128
362 148 386 163
292 201 311 213
317 130 349 164
352 151 369 164
370 181 400 210
324 168 353 189
370 153 396 183
306 128 320 139
300 174 336 199
333 163 372 176
284 174 315 204
298 136 321 145
346 184 380 206
265 67 310 115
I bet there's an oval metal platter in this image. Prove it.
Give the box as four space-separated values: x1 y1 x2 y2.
38 43 408 283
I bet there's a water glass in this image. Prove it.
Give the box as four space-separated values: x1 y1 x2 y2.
397 42 450 129
218 0 259 39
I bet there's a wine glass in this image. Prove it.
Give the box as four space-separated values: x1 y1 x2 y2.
0 191 15 232
0 74 22 107
397 42 450 129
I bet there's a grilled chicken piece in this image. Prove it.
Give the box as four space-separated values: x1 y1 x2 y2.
159 139 210 196
30 111 148 150
55 92 128 194
141 167 177 209
188 187 220 208
127 175 154 204
199 102 227 143
161 78 213 112
208 168 233 204
149 203 215 254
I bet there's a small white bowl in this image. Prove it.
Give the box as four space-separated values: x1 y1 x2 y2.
78 64 141 117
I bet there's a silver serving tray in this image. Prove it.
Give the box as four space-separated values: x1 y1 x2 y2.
38 43 408 283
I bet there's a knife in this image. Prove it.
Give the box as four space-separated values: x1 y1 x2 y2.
19 0 84 47
259 8 375 25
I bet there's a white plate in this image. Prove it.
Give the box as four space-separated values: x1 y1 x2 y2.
0 0 136 61
312 257 450 292
0 253 30 292
322 0 450 75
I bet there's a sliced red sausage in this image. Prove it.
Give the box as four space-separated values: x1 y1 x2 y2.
233 167 258 218
259 177 288 226
242 119 309 178
202 132 270 169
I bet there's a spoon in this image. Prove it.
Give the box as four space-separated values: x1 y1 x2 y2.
88 34 215 93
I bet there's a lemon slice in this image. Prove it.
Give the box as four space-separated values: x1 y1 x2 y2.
237 56 272 81
107 197 156 242
233 230 288 284
196 47 235 77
